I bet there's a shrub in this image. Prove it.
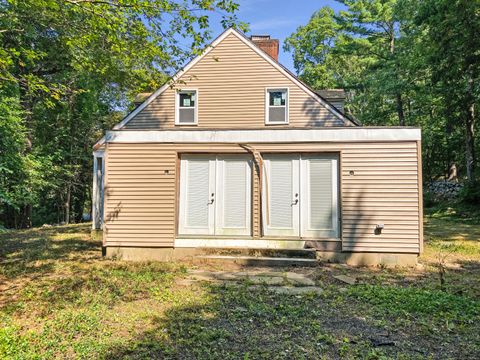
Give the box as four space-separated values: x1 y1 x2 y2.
423 191 437 208
459 181 480 205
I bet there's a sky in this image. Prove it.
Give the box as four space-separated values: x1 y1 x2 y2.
209 0 346 74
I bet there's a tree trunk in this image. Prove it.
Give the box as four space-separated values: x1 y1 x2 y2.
396 92 405 126
73 184 86 223
465 102 475 181
65 186 71 224
465 72 476 182
26 204 32 228
389 26 405 126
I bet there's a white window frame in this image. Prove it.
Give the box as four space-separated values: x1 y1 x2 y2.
265 87 289 125
175 89 198 125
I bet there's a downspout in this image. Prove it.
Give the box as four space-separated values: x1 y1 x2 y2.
239 144 267 238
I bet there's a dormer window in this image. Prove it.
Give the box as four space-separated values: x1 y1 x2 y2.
176 89 197 125
265 88 288 124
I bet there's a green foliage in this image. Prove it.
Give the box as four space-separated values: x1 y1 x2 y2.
284 7 343 89
0 97 26 209
0 0 244 227
423 191 436 208
459 181 480 205
425 201 480 225
0 97 48 226
285 0 480 183
0 321 32 360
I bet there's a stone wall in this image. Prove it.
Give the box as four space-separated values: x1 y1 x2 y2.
427 181 463 200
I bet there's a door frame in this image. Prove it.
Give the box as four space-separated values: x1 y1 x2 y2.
177 153 253 237
261 153 340 239
178 154 216 235
300 153 339 238
261 154 300 237
214 154 252 236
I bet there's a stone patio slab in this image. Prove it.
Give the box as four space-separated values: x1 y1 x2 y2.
285 272 316 286
250 285 323 295
333 274 357 285
248 276 284 285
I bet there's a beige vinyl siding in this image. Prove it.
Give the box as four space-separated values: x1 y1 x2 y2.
124 33 347 129
341 142 420 253
104 144 177 247
104 141 420 253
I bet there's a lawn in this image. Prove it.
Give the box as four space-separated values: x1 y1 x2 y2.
1 207 479 359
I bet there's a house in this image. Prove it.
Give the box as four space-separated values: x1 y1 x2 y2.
92 28 422 266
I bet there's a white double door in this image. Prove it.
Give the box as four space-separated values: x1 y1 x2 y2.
262 154 339 238
179 155 252 236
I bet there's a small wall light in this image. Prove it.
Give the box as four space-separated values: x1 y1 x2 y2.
375 224 385 235
164 170 170 175
349 170 355 176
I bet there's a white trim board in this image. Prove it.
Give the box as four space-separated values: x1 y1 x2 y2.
105 128 421 144
93 27 356 150
92 151 105 230
175 238 308 250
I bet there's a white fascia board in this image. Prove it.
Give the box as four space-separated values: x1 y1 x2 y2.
105 128 421 144
93 149 105 157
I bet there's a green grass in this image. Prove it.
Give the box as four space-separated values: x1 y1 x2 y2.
423 202 480 260
0 219 479 359
426 201 480 224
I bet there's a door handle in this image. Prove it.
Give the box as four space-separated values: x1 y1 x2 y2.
207 193 214 205
291 193 299 205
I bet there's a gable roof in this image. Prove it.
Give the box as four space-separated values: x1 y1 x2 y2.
94 28 358 150
315 89 345 100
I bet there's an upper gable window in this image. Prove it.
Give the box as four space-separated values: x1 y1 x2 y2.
176 90 197 125
266 88 288 124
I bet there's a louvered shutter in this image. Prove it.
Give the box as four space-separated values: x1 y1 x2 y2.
262 155 300 236
301 155 338 238
179 156 215 235
215 156 251 235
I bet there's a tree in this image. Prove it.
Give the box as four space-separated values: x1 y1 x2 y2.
284 0 479 183
284 7 342 89
335 0 409 126
414 0 480 182
0 0 245 228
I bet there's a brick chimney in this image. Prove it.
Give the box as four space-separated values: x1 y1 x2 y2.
250 35 279 61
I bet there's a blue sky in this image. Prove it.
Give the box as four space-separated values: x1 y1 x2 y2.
210 0 346 73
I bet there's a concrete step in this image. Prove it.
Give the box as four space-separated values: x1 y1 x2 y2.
195 247 317 259
194 255 318 267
